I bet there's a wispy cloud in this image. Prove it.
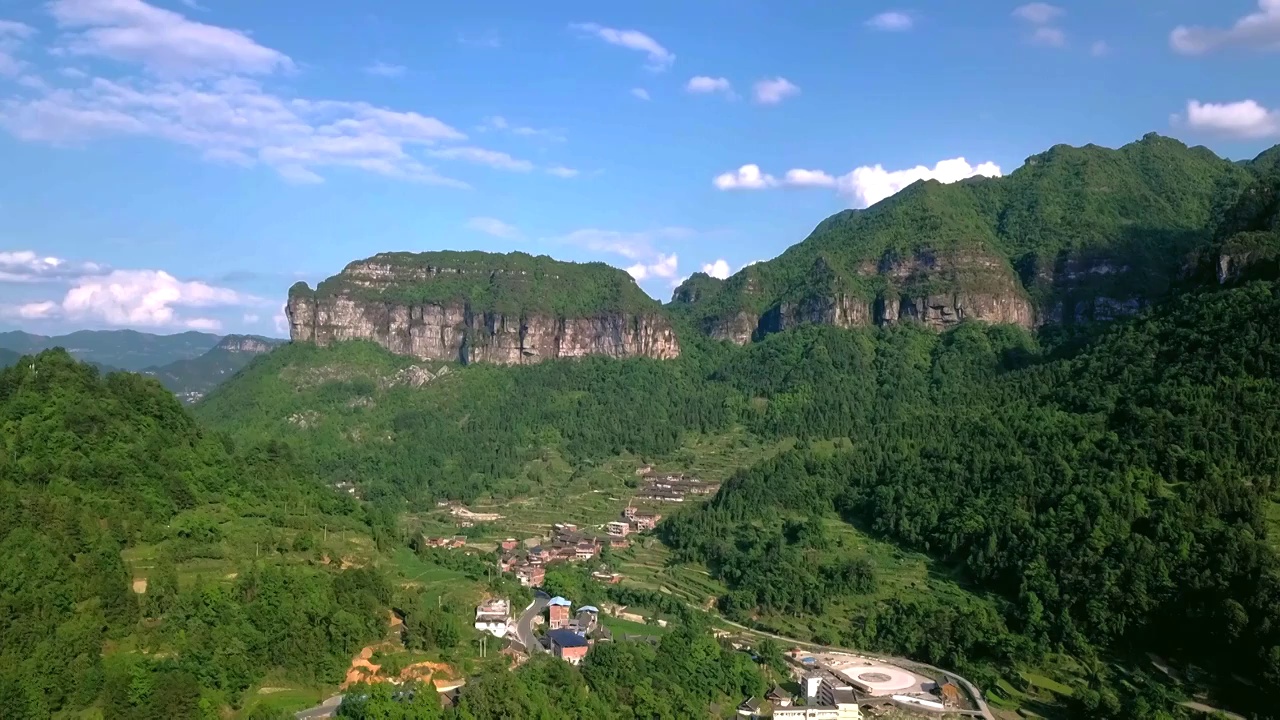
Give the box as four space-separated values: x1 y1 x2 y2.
365 61 406 77
1171 0 1280 55
466 216 523 240
569 22 675 71
546 165 579 178
1013 3 1068 48
0 250 103 282
477 115 565 142
866 11 914 32
0 19 35 77
630 87 650 101
686 76 734 98
753 77 800 105
48 0 295 77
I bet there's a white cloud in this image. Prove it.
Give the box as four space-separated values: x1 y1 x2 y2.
1012 3 1064 25
242 313 260 323
0 250 103 282
426 146 533 172
753 77 800 105
837 158 1002 208
0 19 35 77
19 268 252 328
1030 27 1067 47
457 30 501 49
477 115 564 142
569 22 674 71
1179 99 1280 139
686 75 733 97
365 61 406 78
713 157 1002 208
185 316 220 331
466 216 523 239
273 312 288 334
701 259 731 279
1013 3 1067 47
630 87 650 101
1171 0 1280 55
866 12 913 32
546 165 579 178
740 260 763 271
48 0 295 78
0 74 501 185
713 164 777 190
1090 40 1110 57
626 253 678 281
783 168 836 187
16 300 58 318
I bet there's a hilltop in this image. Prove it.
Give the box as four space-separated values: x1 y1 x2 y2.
672 133 1275 342
287 250 680 365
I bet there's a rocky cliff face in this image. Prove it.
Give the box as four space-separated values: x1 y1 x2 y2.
704 249 1036 345
215 335 279 354
288 254 680 365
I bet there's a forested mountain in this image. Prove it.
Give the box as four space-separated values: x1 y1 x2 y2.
0 329 222 370
0 352 388 718
141 334 283 403
287 251 680 366
672 134 1277 342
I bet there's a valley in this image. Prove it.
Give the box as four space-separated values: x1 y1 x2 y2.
2 132 1279 720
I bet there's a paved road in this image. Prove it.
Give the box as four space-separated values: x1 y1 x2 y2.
515 591 550 654
294 694 343 720
716 617 995 720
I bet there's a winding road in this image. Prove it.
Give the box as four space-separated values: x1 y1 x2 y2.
515 590 550 654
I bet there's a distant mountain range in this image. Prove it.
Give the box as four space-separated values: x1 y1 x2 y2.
0 330 284 402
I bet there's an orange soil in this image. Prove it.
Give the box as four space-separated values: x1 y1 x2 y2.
340 646 458 690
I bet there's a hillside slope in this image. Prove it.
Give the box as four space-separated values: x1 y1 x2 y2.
288 250 680 365
672 133 1267 342
141 334 283 403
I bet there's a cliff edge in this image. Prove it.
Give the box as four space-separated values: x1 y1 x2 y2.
287 251 680 364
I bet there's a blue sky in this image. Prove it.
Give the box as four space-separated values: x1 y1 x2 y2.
1 0 1278 337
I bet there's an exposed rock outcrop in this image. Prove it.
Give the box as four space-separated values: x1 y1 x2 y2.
288 253 680 365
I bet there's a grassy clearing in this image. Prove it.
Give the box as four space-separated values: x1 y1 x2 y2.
601 614 669 638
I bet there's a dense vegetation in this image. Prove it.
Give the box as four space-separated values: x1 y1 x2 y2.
673 134 1272 331
295 250 662 316
141 335 282 402
0 352 390 719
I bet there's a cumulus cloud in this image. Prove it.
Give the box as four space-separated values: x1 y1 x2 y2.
1177 99 1280 139
0 250 103 282
48 0 295 77
713 164 777 190
866 12 914 32
365 61 405 77
273 312 289 334
242 313 260 323
686 75 733 97
466 216 523 239
630 87 650 101
626 253 678 281
1013 3 1067 47
185 317 221 331
783 168 836 187
753 77 800 105
701 259 731 279
712 157 1002 208
1171 0 1280 55
838 158 1002 207
569 22 674 71
16 268 253 328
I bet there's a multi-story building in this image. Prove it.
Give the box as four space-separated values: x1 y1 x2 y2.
548 629 589 665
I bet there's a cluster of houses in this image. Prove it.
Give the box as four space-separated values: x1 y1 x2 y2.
498 525 625 588
632 467 719 504
605 505 663 539
421 535 468 549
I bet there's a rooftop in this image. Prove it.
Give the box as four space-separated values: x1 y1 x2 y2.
547 629 589 648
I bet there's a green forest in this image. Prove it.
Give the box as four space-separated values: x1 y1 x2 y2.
6 137 1280 718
